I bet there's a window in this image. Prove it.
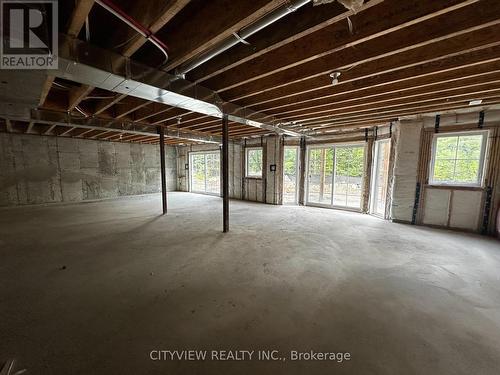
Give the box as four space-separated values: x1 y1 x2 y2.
246 147 263 178
429 131 488 186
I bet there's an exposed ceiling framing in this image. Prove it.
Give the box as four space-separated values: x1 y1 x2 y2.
5 0 497 145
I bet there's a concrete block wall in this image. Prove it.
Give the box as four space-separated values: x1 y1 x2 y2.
0 133 177 206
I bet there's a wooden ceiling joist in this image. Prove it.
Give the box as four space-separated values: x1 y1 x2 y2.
68 85 94 111
223 8 500 102
235 39 500 116
206 0 481 92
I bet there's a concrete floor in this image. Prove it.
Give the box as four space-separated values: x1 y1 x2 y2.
1 192 500 374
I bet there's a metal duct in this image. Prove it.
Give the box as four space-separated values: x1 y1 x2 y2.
55 35 302 137
176 0 311 75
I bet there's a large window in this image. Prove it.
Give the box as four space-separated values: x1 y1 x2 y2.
246 147 263 178
430 131 488 186
189 151 220 195
307 144 365 209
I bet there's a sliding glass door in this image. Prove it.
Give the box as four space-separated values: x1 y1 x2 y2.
307 144 365 210
189 151 220 195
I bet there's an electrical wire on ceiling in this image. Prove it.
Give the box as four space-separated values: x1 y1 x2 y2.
313 0 364 12
52 81 71 90
75 106 89 117
94 0 170 65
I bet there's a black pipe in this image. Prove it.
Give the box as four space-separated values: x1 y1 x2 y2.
222 115 229 232
158 126 167 215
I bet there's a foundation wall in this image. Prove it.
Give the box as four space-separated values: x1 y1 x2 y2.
0 133 177 206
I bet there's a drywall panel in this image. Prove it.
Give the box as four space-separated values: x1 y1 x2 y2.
449 190 483 230
422 189 451 227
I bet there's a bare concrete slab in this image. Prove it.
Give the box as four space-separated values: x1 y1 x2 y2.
1 192 499 374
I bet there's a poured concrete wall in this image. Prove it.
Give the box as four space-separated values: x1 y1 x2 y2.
0 133 176 206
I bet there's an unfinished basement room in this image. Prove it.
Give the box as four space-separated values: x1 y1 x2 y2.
1 0 500 374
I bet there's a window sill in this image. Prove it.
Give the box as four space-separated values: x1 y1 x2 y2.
426 184 484 191
245 176 263 180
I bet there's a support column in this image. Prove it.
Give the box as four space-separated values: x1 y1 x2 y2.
298 137 306 205
222 114 229 232
158 126 167 215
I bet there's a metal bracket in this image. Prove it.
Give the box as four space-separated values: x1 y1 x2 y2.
481 186 493 234
389 122 393 138
411 182 421 225
232 32 250 46
478 110 485 129
434 115 440 133
365 128 368 142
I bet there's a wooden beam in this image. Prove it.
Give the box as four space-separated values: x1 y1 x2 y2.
44 124 57 135
39 76 54 106
60 127 76 136
292 88 500 127
68 85 94 111
26 121 35 134
67 0 94 37
305 97 500 131
94 94 127 115
115 99 151 119
276 78 500 122
90 130 112 139
76 128 96 138
122 0 191 58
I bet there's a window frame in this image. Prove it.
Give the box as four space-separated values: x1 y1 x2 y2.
428 130 489 187
188 150 221 196
304 142 366 211
245 147 263 178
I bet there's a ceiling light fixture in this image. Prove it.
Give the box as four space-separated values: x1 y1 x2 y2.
330 71 341 85
469 99 483 106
